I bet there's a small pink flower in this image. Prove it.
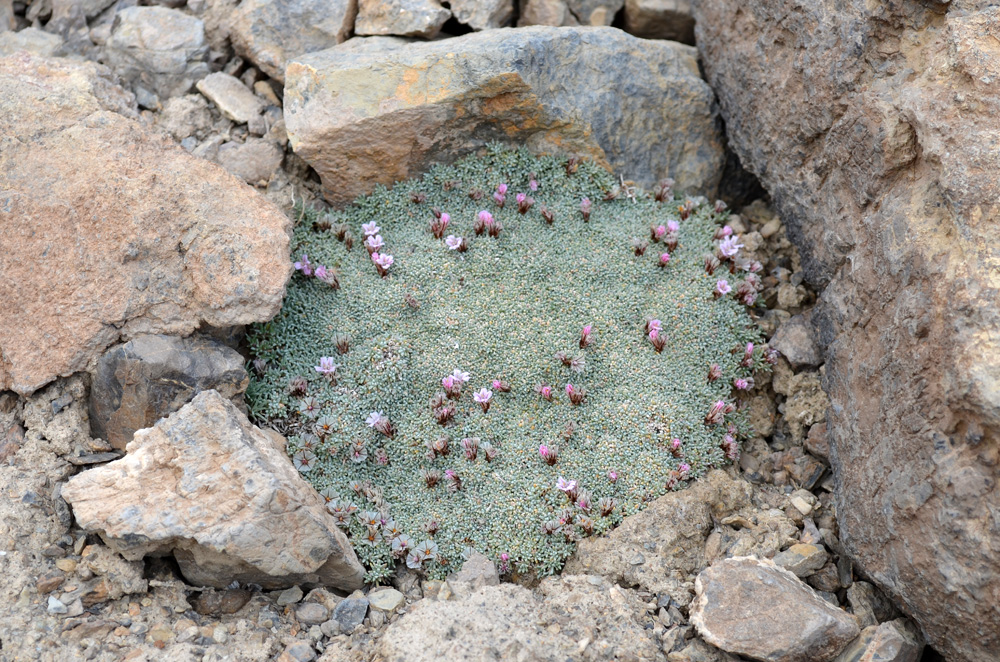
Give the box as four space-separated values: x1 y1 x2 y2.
734 378 750 390
579 324 593 348
653 225 667 241
666 220 680 234
555 477 577 492
366 411 384 427
293 254 313 276
658 252 671 267
648 319 663 333
529 179 538 191
720 225 733 237
608 470 618 482
442 375 456 391
580 197 592 221
565 383 586 405
473 388 493 404
314 264 328 280
491 378 511 392
516 193 526 204
714 279 731 297
453 369 470 383
536 383 554 401
372 252 394 277
365 234 385 253
718 236 744 258
361 221 380 237
445 235 465 251
315 356 339 376
440 212 450 226
679 463 691 475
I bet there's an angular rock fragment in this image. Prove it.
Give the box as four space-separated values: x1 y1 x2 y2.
450 0 512 29
196 72 265 124
0 54 291 396
771 312 822 370
216 139 284 185
229 0 357 82
354 0 450 38
284 27 723 206
89 334 249 450
624 0 694 44
0 27 64 56
773 543 829 578
105 6 210 98
691 557 859 662
62 390 365 591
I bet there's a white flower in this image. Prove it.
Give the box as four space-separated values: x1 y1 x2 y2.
445 235 464 250
365 234 385 251
452 369 470 383
361 221 380 237
718 236 744 258
555 476 577 492
473 388 493 404
372 253 394 269
365 411 384 427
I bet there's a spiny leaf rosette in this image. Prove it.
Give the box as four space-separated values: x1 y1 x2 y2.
247 146 769 583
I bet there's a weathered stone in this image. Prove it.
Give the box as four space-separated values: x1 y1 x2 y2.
566 0 622 25
0 54 290 396
277 585 304 605
668 639 743 662
804 423 830 463
216 139 284 185
518 0 578 26
62 390 365 591
773 543 829 578
693 3 1000 659
90 334 248 450
332 595 368 630
624 0 694 44
771 312 822 370
0 0 12 30
105 7 210 98
367 587 404 613
449 0 512 29
0 27 64 57
565 470 798 607
157 94 215 142
834 627 877 662
846 581 897 631
691 557 859 662
773 369 827 443
379 576 663 662
296 602 329 625
858 619 923 662
444 552 498 599
354 0 450 38
278 642 316 662
192 588 253 615
285 27 723 206
230 0 357 82
196 72 265 124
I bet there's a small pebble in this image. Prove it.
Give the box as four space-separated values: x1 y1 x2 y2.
47 596 67 614
277 585 304 606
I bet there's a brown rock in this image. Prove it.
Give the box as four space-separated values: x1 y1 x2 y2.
445 552 499 599
192 588 253 615
518 0 578 26
90 334 249 450
691 556 860 662
624 0 694 44
37 572 65 594
216 139 285 185
805 423 830 463
449 0 513 29
354 0 450 38
229 0 357 82
773 543 829 578
196 72 265 124
564 470 798 606
0 54 291 397
285 27 723 207
771 312 822 370
693 3 1000 658
858 619 923 662
62 390 365 591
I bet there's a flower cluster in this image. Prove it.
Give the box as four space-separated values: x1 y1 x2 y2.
293 254 340 289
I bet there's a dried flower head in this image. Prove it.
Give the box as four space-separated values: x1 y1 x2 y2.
288 376 308 397
539 443 559 466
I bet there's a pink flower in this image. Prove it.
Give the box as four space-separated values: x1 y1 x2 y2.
364 234 385 253
473 388 493 412
315 357 339 376
361 221 380 237
704 401 727 426
439 212 450 226
555 477 577 492
452 369 470 383
715 279 731 297
293 254 313 276
648 319 663 333
516 192 526 204
314 264 328 280
734 378 750 390
372 252 394 276
667 220 680 234
445 235 465 251
608 470 618 482
720 225 733 237
529 179 538 191
579 324 593 348
491 378 510 392
658 252 671 267
679 463 691 475
493 184 507 207
366 411 384 427
718 236 744 258
653 225 667 241
536 383 554 401
565 383 586 405
580 197 592 221
442 375 456 391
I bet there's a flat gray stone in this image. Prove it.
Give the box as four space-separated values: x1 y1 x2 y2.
773 543 829 578
196 72 265 124
368 587 405 613
333 595 369 630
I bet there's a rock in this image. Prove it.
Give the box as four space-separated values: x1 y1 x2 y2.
354 0 450 38
449 0 512 29
89 334 249 450
278 642 316 662
834 627 877 662
771 313 822 370
668 639 742 662
445 552 499 599
565 469 798 606
773 370 827 443
105 7 210 98
518 0 578 26
691 557 859 662
296 602 329 625
0 54 290 397
0 0 11 30
157 94 215 142
693 3 1000 658
379 576 663 661
285 27 723 206
196 72 265 124
215 139 284 185
846 582 897 631
37 572 65 594
47 596 68 614
332 595 368 631
367 587 404 613
277 585 304 605
230 0 357 82
773 543 829 578
61 390 365 591
857 619 923 662
0 27 64 57
804 423 830 463
624 0 694 44
192 588 253 615
566 0 623 25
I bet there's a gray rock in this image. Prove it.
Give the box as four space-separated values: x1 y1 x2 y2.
0 28 64 57
833 627 877 662
196 72 265 124
518 0 578 26
89 334 249 450
215 139 284 185
367 587 404 613
0 0 12 31
332 595 368 630
771 313 822 370
285 27 724 207
691 557 860 662
192 588 253 615
296 602 329 625
230 0 356 82
846 581 897 630
47 596 68 614
106 6 210 98
773 543 829 578
449 0 512 29
277 585 304 605
62 391 366 591
320 619 340 637
624 0 694 44
858 619 923 662
355 0 450 38
566 0 622 25
279 642 316 662
445 552 498 599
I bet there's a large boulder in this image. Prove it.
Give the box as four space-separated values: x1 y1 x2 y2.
0 54 290 396
693 2 1000 660
89 334 249 450
62 390 366 591
284 27 724 206
229 0 357 82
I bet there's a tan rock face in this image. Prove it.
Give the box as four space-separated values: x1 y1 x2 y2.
693 3 1000 660
61 390 365 591
691 557 860 662
0 54 291 396
284 27 724 206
